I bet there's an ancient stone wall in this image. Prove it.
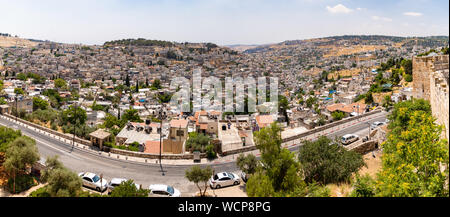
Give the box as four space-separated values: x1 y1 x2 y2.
413 55 449 140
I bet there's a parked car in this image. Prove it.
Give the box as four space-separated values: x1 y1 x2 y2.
341 134 359 145
370 121 385 130
107 178 141 194
240 171 253 183
78 172 108 192
149 184 181 197
209 172 240 189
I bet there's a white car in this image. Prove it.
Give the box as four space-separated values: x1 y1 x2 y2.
209 172 240 189
78 172 108 192
149 184 181 197
107 178 141 194
341 134 359 145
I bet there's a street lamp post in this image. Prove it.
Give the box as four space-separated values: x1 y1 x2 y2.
158 104 167 176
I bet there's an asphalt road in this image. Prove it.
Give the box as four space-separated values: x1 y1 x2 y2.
0 112 387 195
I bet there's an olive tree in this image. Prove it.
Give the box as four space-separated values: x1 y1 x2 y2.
185 165 213 197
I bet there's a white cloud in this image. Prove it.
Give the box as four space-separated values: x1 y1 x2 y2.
403 12 423 17
372 15 392 22
326 4 353 14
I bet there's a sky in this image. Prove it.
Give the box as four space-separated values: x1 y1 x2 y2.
0 0 448 45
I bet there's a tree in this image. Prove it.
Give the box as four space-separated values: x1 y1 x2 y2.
33 97 49 111
151 79 161 90
14 87 24 95
125 74 130 87
279 95 290 125
185 132 211 153
110 180 149 197
0 126 22 152
298 136 365 184
46 167 83 197
4 136 40 193
306 97 316 108
185 166 213 197
253 123 303 193
400 59 413 75
246 172 275 197
382 95 393 111
54 78 67 89
376 100 449 197
16 73 27 81
135 80 139 92
61 105 87 126
364 92 374 104
349 174 375 197
122 109 142 123
40 155 64 182
236 153 258 175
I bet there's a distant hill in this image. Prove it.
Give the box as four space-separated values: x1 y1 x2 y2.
244 35 449 53
224 44 261 52
0 35 38 48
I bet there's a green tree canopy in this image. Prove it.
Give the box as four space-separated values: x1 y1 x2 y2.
298 136 366 184
4 136 40 193
110 180 149 197
236 153 258 175
61 105 87 126
185 132 211 153
185 165 213 197
376 100 449 197
33 97 49 111
54 78 67 89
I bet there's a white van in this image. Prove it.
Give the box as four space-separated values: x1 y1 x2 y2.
341 134 359 145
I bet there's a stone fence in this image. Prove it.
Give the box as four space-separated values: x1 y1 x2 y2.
3 113 91 146
102 146 207 160
282 109 382 143
347 140 378 155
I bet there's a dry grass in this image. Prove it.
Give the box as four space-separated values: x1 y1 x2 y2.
328 150 383 197
322 45 387 58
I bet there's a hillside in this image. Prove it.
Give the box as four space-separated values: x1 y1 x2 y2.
0 36 38 48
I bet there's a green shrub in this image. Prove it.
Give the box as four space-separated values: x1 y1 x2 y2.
7 174 36 193
404 74 413 82
29 186 51 197
205 144 216 159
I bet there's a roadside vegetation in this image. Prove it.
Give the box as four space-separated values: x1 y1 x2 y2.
349 99 449 197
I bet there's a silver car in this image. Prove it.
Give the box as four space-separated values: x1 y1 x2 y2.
78 172 108 192
209 172 240 189
107 178 141 194
149 184 181 197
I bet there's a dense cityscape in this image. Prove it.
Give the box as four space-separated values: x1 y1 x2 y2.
0 1 448 208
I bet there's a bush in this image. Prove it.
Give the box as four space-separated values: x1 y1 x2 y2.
7 174 36 193
349 174 375 197
298 136 366 184
205 144 216 159
29 186 51 197
404 74 412 82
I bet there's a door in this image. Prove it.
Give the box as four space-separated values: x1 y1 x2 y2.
220 177 232 187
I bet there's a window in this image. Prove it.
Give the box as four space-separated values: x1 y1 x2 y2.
176 130 184 137
83 177 92 182
92 175 100 183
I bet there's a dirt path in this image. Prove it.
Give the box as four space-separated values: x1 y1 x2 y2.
0 183 47 197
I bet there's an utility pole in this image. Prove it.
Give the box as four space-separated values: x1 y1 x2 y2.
158 104 166 176
15 95 18 122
